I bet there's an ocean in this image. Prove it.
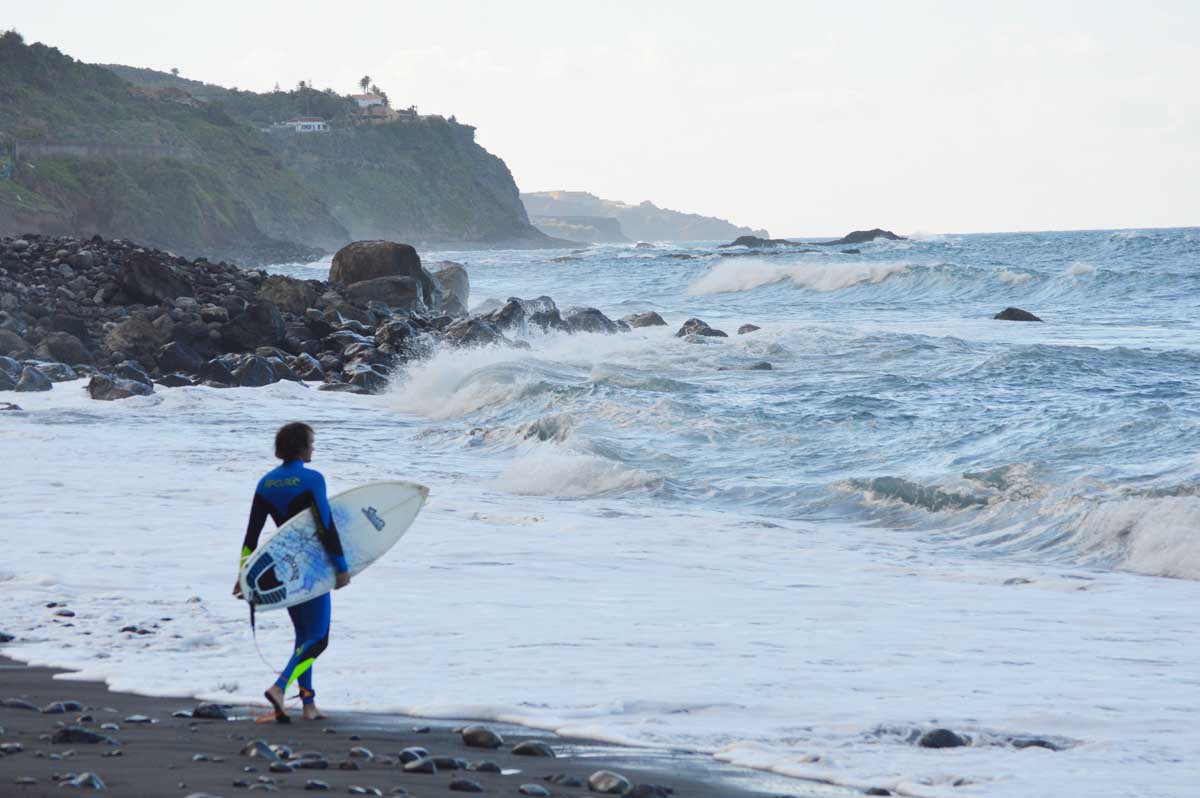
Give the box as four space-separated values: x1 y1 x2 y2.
3 227 1199 797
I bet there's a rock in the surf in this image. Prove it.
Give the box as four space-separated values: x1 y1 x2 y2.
588 770 634 795
330 241 438 308
817 228 904 246
433 262 470 311
564 307 620 335
675 318 727 338
461 725 504 749
87 373 154 401
718 235 797 248
993 307 1043 322
511 740 556 757
442 318 506 348
918 728 969 748
737 324 760 335
14 366 52 392
749 361 773 370
622 311 667 328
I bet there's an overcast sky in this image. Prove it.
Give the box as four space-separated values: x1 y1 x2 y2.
8 0 1198 236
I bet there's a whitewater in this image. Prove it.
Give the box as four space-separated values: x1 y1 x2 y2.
3 227 1200 797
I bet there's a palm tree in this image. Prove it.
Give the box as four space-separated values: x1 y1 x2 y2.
359 75 371 94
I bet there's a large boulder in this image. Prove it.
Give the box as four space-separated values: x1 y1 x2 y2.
104 316 167 363
87 373 154 401
675 318 728 338
119 250 193 305
36 331 91 365
257 275 316 315
817 228 904 246
220 301 287 351
14 366 53 392
433 262 470 310
564 307 619 335
343 276 427 315
622 311 667 328
232 356 278 387
0 328 31 358
157 341 204 373
718 235 797 249
330 241 438 308
994 307 1043 322
442 318 505 348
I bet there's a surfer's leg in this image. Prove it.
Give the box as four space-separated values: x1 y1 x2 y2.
275 594 331 692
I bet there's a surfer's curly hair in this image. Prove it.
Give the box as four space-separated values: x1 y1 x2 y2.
275 422 314 461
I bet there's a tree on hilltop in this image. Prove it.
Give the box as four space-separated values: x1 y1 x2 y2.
359 75 370 93
170 67 179 76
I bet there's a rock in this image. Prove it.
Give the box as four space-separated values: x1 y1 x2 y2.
621 311 667 328
192 703 229 720
375 319 419 358
545 775 585 788
305 780 330 791
31 360 78 382
519 786 551 797
817 228 904 246
718 235 797 248
233 356 278 388
222 301 287 351
200 305 229 324
55 608 75 617
448 778 484 793
588 770 632 795
258 275 316 315
0 401 20 411
14 366 52 392
627 787 673 798
343 276 427 315
749 361 773 370
737 324 760 335
241 740 278 760
461 726 504 749
113 360 153 385
864 789 891 796
197 358 236 386
918 728 969 748
35 331 91 365
294 758 329 770
317 382 371 395
291 353 324 381
348 788 381 797
124 714 152 723
842 248 861 254
2 698 39 711
87 374 153 401
119 250 194 305
511 741 556 757
0 631 13 642
0 355 22 381
330 241 437 307
344 363 389 393
51 726 114 744
433 262 470 311
674 318 727 338
104 316 166 363
993 307 1043 322
348 746 373 759
481 298 527 332
0 742 23 753
100 722 120 731
431 756 469 770
397 748 430 764
442 318 505 349
467 761 500 773
156 372 194 388
269 761 294 773
61 771 106 789
564 307 619 335
41 700 82 713
0 328 31 359
402 756 437 774
158 341 204 373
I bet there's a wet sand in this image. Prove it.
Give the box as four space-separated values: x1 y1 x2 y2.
0 655 848 798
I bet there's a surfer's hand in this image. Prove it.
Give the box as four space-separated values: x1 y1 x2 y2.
232 579 243 598
335 572 351 590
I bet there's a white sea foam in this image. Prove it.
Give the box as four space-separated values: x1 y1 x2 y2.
686 258 909 295
1064 261 1097 276
997 269 1032 285
494 447 655 497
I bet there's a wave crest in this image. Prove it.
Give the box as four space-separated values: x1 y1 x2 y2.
686 259 909 295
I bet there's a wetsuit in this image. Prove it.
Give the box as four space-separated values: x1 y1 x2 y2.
242 460 348 703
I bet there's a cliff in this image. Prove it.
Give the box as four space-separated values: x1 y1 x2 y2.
521 190 768 242
528 215 630 244
0 33 553 262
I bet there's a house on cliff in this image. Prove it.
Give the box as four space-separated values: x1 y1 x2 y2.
270 117 330 133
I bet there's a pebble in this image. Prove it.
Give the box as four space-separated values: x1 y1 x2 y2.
240 740 278 760
411 726 431 734
51 727 113 744
123 714 153 724
865 790 892 796
233 779 251 788
2 698 39 711
41 700 82 713
173 710 194 718
339 761 360 771
55 609 76 617
448 778 484 793
389 789 408 796
102 750 123 758
628 786 673 798
99 723 119 731
63 771 106 789
348 788 382 796
588 771 633 795
1 742 23 754
432 755 468 770
402 756 437 774
397 747 429 763
511 741 556 758
295 758 329 770
250 785 278 792
304 779 330 791
193 753 211 762
268 761 294 773
193 703 230 720
349 746 373 759
518 786 551 797
468 761 501 773
545 774 584 788
461 725 504 749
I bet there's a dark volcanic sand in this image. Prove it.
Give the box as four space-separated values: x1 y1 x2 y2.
0 656 841 798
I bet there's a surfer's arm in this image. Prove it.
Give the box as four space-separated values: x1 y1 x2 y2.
311 473 349 575
241 492 271 568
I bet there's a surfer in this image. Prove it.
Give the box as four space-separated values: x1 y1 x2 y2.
234 422 350 723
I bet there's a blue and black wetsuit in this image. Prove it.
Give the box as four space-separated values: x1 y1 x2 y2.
242 460 348 702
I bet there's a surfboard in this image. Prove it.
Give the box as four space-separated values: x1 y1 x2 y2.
239 480 428 611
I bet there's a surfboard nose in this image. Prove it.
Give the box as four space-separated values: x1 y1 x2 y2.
419 485 430 499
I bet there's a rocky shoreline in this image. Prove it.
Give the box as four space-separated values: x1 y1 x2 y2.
0 655 796 798
0 235 756 402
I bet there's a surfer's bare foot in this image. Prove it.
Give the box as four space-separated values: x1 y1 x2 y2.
264 685 290 724
302 703 326 721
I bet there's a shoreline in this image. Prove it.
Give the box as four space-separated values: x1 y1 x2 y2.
0 653 842 798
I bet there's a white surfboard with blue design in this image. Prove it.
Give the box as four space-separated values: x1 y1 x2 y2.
239 480 428 611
